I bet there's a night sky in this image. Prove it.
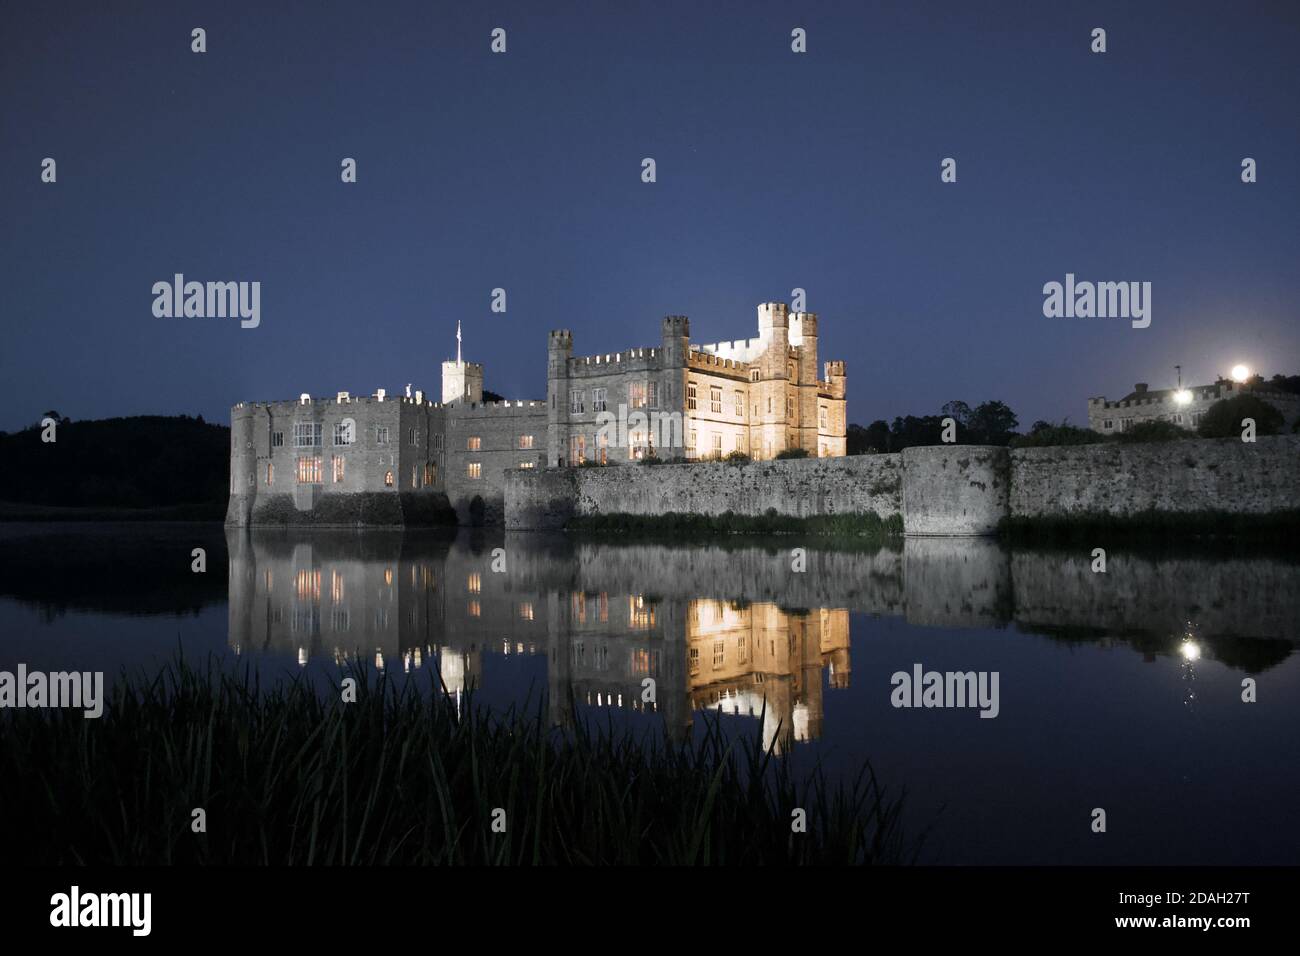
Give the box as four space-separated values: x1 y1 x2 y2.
2 0 1297 433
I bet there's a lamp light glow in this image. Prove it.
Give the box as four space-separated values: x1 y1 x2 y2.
1231 364 1250 383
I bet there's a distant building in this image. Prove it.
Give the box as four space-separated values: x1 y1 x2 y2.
227 302 848 526
1088 378 1300 434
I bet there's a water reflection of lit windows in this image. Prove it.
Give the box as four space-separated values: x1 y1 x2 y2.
384 568 393 587
331 608 349 631
572 641 585 666
519 602 534 621
467 573 481 593
291 607 319 633
331 570 344 604
264 569 273 591
373 607 389 628
630 648 654 675
713 640 725 668
517 642 525 655
468 600 481 617
629 595 656 629
594 644 608 670
571 591 587 623
297 647 308 667
375 650 384 670
295 569 321 601
598 592 608 623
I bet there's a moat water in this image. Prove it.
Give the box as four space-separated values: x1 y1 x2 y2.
1 521 1297 865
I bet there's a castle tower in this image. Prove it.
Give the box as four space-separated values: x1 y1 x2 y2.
753 302 792 458
441 321 484 405
659 316 690 440
546 329 573 467
789 312 819 453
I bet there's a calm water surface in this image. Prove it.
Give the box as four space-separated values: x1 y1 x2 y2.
2 522 1297 865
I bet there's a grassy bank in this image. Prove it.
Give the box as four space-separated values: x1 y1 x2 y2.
999 509 1300 554
569 509 905 540
0 659 913 865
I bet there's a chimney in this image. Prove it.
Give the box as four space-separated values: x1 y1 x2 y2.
1134 383 1148 394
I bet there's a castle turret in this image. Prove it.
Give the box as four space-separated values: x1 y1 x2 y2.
441 321 484 404
825 360 846 400
547 329 573 467
660 315 690 367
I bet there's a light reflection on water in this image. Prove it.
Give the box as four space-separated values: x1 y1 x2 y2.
1 523 1297 864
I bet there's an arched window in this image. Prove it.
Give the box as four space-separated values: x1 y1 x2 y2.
384 470 394 487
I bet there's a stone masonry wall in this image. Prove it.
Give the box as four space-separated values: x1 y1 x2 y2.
505 435 1299 533
505 454 903 530
1009 435 1300 518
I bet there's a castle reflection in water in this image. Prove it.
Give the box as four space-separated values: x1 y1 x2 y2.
226 531 853 751
227 529 1300 750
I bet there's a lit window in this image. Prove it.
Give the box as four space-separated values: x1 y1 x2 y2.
293 422 321 447
424 462 435 485
467 436 481 451
384 470 393 487
519 461 535 469
467 462 481 479
332 455 345 483
629 382 646 409
713 640 725 668
712 433 722 457
568 435 586 465
467 600 481 617
647 382 658 408
518 434 534 449
519 602 534 621
468 573 481 593
296 456 322 483
819 404 828 430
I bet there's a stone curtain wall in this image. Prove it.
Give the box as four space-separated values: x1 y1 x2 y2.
505 435 1300 532
1009 435 1300 518
504 454 904 530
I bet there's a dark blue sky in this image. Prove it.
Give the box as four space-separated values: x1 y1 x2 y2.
2 0 1297 432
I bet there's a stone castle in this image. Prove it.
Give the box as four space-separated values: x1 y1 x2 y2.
1088 378 1300 434
226 302 848 526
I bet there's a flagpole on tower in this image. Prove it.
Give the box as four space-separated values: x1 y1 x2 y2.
456 320 462 365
